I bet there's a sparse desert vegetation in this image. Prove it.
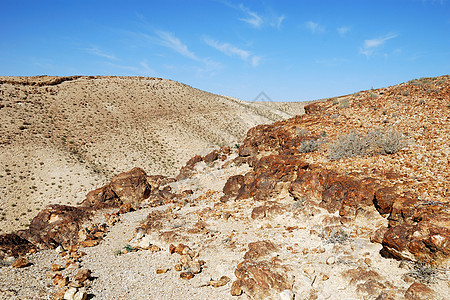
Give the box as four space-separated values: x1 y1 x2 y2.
0 76 307 234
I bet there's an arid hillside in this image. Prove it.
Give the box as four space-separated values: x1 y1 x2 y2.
0 76 307 234
0 75 448 300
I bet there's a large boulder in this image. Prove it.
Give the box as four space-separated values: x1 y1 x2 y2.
18 204 90 249
109 167 151 208
0 233 35 259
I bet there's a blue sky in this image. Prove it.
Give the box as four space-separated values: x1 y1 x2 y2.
1 0 449 101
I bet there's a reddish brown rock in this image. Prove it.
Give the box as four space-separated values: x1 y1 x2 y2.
343 267 383 285
404 282 436 300
382 214 450 263
221 175 244 202
374 187 397 215
180 271 194 280
109 167 151 208
11 257 29 268
19 205 90 249
74 268 91 283
0 233 35 258
243 240 278 261
208 275 230 287
176 155 203 180
204 150 219 164
82 184 118 208
230 280 243 296
118 203 133 214
234 259 293 299
388 196 420 227
304 103 323 115
251 201 289 219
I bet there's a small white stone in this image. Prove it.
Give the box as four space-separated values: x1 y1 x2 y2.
64 287 77 300
55 246 63 253
326 256 336 265
304 266 315 275
73 290 87 300
279 289 295 300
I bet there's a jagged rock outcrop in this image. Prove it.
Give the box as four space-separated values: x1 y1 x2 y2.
0 167 156 253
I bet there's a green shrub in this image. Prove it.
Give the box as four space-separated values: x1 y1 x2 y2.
328 131 369 160
299 139 321 153
373 129 408 155
328 129 407 160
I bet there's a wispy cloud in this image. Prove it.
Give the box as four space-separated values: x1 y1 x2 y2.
204 37 262 67
85 46 117 60
238 4 263 28
155 30 199 61
226 3 284 29
305 21 325 34
337 26 351 36
153 30 222 74
360 33 398 57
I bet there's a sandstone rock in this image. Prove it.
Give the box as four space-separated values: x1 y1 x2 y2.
54 287 68 300
204 150 219 165
343 267 382 285
73 290 87 300
74 269 91 283
234 259 293 300
109 167 151 208
370 227 389 244
82 184 118 208
230 280 243 296
382 218 450 263
188 260 202 274
404 282 436 300
356 279 386 297
63 287 77 300
156 268 169 274
221 175 244 202
0 233 35 259
251 201 289 220
180 271 194 280
243 240 278 261
374 187 397 215
208 275 230 287
177 155 202 180
11 257 29 268
304 103 323 115
118 202 133 214
19 204 90 249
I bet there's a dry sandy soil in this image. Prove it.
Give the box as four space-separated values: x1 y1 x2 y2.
0 76 308 234
0 75 448 300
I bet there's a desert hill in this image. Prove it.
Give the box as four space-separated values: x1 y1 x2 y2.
0 76 308 234
0 75 449 299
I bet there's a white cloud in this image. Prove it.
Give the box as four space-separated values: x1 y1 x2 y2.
360 33 398 57
238 4 263 28
270 15 286 29
337 26 351 36
251 55 262 67
155 30 199 61
305 21 325 34
85 46 117 60
204 37 261 67
227 3 284 29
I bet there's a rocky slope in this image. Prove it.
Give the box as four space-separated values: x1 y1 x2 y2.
0 75 449 299
0 76 307 234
